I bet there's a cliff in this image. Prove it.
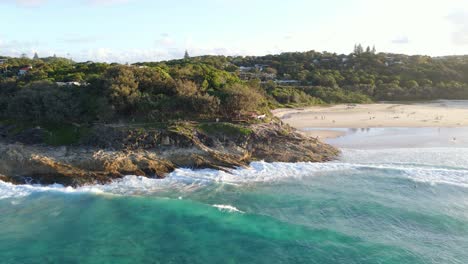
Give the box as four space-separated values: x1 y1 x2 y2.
0 121 339 186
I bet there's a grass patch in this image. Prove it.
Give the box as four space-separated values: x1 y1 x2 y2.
198 123 253 137
42 123 90 146
169 122 196 137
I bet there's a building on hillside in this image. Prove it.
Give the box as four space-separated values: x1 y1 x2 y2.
56 81 82 86
254 64 269 71
275 80 301 85
239 65 270 72
18 66 32 76
239 66 253 72
239 71 276 81
0 59 7 65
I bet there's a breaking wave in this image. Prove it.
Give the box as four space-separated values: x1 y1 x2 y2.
212 204 245 213
1 147 468 199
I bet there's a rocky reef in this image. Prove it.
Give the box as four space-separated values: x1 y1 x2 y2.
0 121 339 186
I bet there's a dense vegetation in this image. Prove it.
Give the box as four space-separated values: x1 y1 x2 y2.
229 49 468 102
0 56 268 125
1 47 468 126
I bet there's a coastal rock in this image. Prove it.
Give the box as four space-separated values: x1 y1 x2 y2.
248 123 338 163
0 122 339 186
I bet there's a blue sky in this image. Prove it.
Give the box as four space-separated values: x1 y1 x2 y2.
0 0 467 62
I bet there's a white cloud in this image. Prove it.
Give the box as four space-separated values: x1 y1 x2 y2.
0 0 46 7
392 36 409 44
86 0 133 5
17 0 44 6
60 36 101 44
0 39 41 50
1 0 467 61
447 11 468 45
156 34 176 47
0 0 135 6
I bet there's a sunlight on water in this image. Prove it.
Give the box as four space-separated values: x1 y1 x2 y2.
1 137 468 263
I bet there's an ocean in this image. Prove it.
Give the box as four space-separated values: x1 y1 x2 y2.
1 127 467 263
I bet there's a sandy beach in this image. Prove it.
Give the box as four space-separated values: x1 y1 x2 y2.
273 102 468 139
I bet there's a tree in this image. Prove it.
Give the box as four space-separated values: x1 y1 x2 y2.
354 44 364 55
190 94 220 115
134 67 176 95
184 50 190 59
175 80 198 97
103 66 140 115
33 52 39 60
371 45 376 54
7 81 83 123
220 84 264 117
404 80 419 89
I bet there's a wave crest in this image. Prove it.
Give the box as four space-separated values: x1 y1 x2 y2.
1 148 468 199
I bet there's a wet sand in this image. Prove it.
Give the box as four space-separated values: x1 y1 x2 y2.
273 102 468 140
324 127 468 149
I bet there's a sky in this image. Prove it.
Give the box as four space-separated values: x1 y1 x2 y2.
0 0 467 62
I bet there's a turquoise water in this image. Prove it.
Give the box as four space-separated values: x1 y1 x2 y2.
1 132 468 263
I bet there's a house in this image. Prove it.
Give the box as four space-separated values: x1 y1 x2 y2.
56 82 82 86
275 80 301 85
18 66 32 76
0 59 7 65
384 58 404 66
254 64 269 71
239 64 270 72
239 66 253 72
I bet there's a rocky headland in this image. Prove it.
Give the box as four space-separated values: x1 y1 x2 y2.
0 121 339 186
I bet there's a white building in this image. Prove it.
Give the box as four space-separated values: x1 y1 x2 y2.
275 80 301 85
56 82 82 86
239 66 253 72
18 66 32 76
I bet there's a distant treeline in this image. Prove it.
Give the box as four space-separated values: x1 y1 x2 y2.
1 49 468 124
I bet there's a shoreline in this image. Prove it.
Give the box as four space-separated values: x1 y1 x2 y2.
300 129 347 139
273 102 468 139
0 122 338 186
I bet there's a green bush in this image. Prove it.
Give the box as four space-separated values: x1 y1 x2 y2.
198 123 253 137
42 124 90 146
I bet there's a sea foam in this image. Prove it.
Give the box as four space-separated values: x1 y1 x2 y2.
212 204 245 213
1 147 468 199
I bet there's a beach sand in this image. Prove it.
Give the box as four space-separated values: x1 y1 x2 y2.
273 102 468 139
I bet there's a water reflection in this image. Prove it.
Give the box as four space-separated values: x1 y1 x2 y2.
304 127 468 149
348 128 371 134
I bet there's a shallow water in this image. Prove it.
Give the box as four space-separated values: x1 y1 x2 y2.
1 130 468 263
310 126 468 149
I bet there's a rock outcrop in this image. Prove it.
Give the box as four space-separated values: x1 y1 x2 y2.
0 122 339 186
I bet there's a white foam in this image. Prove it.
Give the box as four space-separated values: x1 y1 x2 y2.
212 204 244 213
1 147 468 199
0 181 73 200
340 148 468 169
